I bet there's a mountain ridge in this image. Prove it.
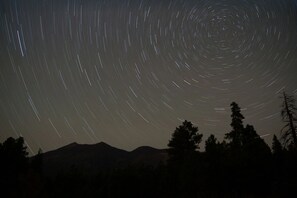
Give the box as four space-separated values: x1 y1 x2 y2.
41 142 168 177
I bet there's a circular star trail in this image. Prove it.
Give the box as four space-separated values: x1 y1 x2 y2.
0 0 297 154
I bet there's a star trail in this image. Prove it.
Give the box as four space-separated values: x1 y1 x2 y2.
0 0 297 154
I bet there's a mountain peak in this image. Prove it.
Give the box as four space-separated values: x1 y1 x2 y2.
68 142 78 146
96 141 109 146
95 141 113 148
59 142 79 150
132 146 158 152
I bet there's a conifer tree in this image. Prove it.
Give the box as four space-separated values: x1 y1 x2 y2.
272 135 283 155
168 120 202 160
225 102 245 148
280 91 297 149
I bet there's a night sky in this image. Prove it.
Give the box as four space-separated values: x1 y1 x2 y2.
1 0 297 155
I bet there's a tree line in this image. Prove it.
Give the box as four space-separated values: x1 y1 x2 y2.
1 91 297 197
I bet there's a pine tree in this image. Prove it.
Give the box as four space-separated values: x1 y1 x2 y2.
272 135 283 155
205 134 218 153
168 120 203 160
225 102 245 148
280 91 297 149
242 124 259 145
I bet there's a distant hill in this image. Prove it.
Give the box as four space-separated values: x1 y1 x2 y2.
41 142 168 177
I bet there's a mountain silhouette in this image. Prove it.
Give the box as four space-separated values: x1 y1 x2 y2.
42 142 167 177
130 146 168 166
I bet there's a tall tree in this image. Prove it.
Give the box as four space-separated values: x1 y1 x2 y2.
1 137 28 168
242 125 271 157
205 134 226 159
205 134 218 153
0 137 29 197
225 102 245 148
272 135 283 155
168 120 202 160
280 91 297 149
242 124 259 145
167 120 203 197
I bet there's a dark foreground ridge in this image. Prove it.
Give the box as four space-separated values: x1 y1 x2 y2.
1 100 297 198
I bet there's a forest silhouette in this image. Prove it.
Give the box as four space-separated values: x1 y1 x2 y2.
1 92 297 198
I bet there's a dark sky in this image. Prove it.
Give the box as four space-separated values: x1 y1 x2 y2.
0 0 297 154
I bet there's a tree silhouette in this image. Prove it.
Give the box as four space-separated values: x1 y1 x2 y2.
225 102 245 150
205 134 218 153
271 134 284 189
168 120 202 160
167 120 203 197
0 137 29 197
31 148 43 174
241 124 271 161
280 91 297 149
1 137 28 171
242 124 270 154
242 124 259 144
272 135 283 155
